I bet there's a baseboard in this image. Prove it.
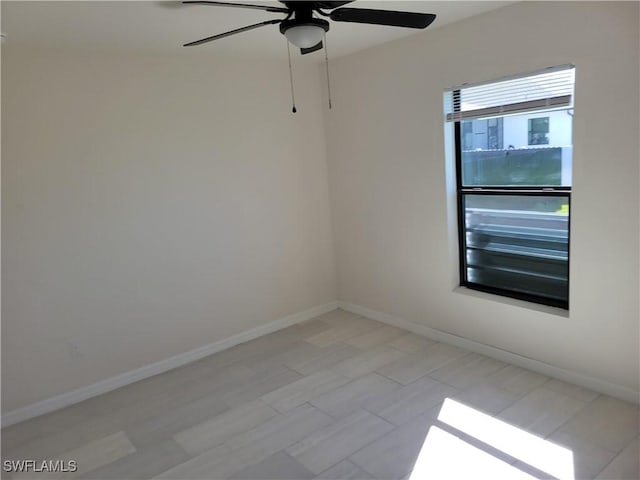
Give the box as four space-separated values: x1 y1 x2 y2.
1 301 338 428
338 301 640 404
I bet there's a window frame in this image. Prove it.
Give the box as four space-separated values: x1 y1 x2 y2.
453 91 572 310
528 117 550 145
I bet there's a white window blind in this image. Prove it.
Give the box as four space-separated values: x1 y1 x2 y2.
445 65 575 122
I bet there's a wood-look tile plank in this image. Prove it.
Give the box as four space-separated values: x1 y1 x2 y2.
292 318 333 338
310 373 400 418
3 414 123 465
451 383 520 415
285 343 361 376
0 405 89 454
153 443 231 479
349 410 437 479
315 460 374 479
83 363 255 429
241 341 325 374
387 333 435 354
315 309 367 327
220 364 304 407
190 326 305 373
596 437 639 480
12 431 135 480
344 325 406 349
428 353 508 389
304 316 379 347
271 321 333 343
78 439 189 480
303 327 363 348
286 410 394 474
551 395 639 453
261 370 350 413
543 378 601 403
223 404 334 452
158 405 333 479
174 399 278 456
546 430 618 480
485 365 549 396
376 343 468 385
365 376 458 426
126 391 230 448
331 346 407 379
496 386 587 437
82 362 249 419
229 451 315 480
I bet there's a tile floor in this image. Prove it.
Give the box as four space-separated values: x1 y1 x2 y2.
2 309 638 479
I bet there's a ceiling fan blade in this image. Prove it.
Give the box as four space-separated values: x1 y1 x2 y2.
279 1 352 11
329 8 436 29
315 1 354 9
184 19 282 46
300 41 323 55
183 1 289 14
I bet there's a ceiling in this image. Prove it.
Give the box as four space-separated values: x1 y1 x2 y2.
1 1 513 61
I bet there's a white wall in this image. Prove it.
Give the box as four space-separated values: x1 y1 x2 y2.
325 2 639 395
1 49 336 412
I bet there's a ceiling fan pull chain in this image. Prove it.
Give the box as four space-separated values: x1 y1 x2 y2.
286 40 297 113
323 32 332 110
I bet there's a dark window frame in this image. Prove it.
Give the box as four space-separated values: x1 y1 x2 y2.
453 90 571 310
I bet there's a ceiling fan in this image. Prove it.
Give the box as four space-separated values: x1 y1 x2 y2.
182 1 436 112
182 1 437 54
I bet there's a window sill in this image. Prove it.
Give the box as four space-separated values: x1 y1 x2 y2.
454 286 570 318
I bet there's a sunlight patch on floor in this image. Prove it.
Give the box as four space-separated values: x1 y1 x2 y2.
409 398 574 480
410 425 538 479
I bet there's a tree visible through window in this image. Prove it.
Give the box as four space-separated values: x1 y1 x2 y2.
445 66 575 309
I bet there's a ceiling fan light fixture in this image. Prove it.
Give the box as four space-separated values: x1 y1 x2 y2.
284 25 323 48
280 18 329 48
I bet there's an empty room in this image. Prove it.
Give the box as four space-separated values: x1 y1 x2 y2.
2 1 639 479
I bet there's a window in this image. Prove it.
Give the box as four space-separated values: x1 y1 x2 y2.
528 117 549 145
445 66 575 309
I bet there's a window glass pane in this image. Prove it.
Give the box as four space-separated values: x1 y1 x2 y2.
461 109 572 186
464 194 569 304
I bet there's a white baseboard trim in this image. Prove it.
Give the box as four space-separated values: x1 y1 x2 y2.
338 301 640 404
1 301 338 428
